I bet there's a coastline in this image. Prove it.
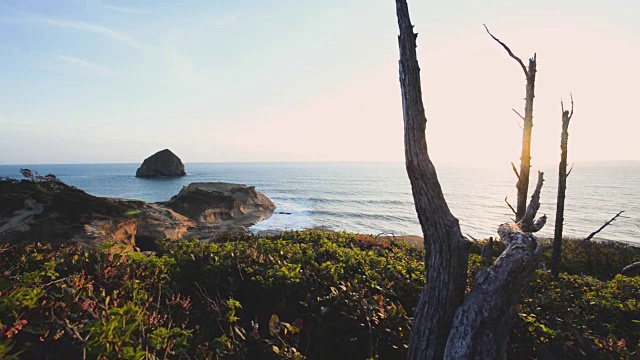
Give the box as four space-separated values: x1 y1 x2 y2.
3 162 639 244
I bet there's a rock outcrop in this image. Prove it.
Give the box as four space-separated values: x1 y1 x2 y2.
0 178 194 250
165 182 276 227
0 177 276 250
136 149 186 178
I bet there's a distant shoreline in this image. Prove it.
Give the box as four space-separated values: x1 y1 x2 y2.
1 159 639 167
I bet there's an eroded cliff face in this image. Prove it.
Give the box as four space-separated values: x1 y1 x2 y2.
0 178 275 250
0 178 195 250
76 204 195 251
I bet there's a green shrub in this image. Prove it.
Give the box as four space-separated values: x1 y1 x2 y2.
0 232 638 359
556 239 640 280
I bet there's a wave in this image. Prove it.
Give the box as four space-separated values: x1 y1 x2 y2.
271 196 412 207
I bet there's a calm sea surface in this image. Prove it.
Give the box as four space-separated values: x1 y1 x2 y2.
1 162 638 243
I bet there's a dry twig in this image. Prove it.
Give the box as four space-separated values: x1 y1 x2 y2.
579 210 625 245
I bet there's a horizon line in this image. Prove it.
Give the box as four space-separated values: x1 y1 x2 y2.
1 159 639 167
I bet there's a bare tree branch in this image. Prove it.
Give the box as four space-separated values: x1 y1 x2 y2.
484 24 528 78
622 261 640 276
465 234 484 251
504 196 517 216
531 214 547 233
579 210 625 245
512 109 525 120
485 25 536 223
569 93 574 119
561 94 575 121
375 232 397 241
564 163 575 180
519 171 544 232
511 162 521 181
512 109 524 129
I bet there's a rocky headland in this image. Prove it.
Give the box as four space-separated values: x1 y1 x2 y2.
0 176 275 250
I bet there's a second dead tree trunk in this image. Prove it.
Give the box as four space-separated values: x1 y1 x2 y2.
484 25 537 222
551 97 574 278
517 58 536 222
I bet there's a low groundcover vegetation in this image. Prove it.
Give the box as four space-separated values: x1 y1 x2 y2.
1 231 639 359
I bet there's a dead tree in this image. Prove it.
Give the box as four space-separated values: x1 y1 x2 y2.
551 96 574 277
397 2 548 359
397 2 470 358
444 172 546 359
484 25 537 222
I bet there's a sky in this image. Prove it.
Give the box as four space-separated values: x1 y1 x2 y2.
0 0 638 166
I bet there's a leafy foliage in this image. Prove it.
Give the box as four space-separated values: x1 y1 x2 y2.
0 232 639 359
550 238 640 280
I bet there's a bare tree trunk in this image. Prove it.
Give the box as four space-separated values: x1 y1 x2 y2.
484 26 537 222
551 97 574 277
517 61 536 221
396 2 470 360
396 2 549 359
444 172 546 359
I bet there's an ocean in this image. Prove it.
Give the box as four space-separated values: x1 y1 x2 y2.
0 162 638 243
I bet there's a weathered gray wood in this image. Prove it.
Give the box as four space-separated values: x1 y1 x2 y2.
395 2 470 359
397 4 549 359
519 172 546 232
552 96 574 277
444 173 546 360
484 25 537 222
622 261 640 276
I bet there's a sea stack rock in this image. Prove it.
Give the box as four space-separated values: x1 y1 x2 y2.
136 149 186 178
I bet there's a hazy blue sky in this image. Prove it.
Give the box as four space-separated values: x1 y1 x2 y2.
1 0 638 165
